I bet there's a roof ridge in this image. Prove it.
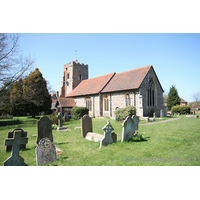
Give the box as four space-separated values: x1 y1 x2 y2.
82 72 116 82
116 65 152 75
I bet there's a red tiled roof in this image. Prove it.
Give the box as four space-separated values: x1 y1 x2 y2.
56 97 77 107
67 73 116 97
101 65 152 93
52 99 57 104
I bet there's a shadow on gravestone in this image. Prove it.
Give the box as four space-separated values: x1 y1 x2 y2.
4 130 28 166
36 138 57 166
6 128 28 152
81 114 93 138
100 121 114 148
37 116 53 144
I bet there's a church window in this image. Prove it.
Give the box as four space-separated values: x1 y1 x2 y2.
125 93 131 107
79 74 82 81
67 73 70 79
86 97 92 111
103 95 109 111
148 79 155 107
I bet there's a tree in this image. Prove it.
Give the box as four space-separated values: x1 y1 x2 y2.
0 33 34 95
23 68 51 118
167 85 180 111
10 78 24 113
192 92 200 106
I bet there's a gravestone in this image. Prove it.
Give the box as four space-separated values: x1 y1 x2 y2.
122 115 139 142
4 130 28 166
111 132 117 142
160 109 164 117
81 114 93 138
37 116 53 144
85 132 104 142
153 112 156 119
64 113 69 121
36 137 57 166
100 121 114 148
6 128 28 152
186 115 198 118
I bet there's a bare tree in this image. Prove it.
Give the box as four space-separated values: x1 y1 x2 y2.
0 33 35 95
192 92 200 106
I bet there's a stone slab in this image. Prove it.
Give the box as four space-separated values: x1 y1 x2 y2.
85 132 104 142
186 115 198 118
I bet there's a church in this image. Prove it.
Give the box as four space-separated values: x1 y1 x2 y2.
55 58 167 118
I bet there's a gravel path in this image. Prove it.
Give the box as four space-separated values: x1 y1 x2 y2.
140 118 181 125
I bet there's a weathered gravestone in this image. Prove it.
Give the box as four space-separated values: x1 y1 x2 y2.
4 130 28 166
153 112 156 119
6 128 28 152
100 121 114 148
111 132 117 142
160 109 164 117
36 137 57 166
81 114 93 138
122 115 139 142
37 116 53 144
64 113 69 121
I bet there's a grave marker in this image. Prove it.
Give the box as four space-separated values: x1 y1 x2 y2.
4 130 28 166
100 121 114 148
6 128 28 152
122 115 139 142
37 116 53 144
81 114 93 137
36 137 57 166
57 113 66 130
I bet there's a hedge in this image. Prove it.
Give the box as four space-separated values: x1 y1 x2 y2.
171 105 191 114
114 106 136 121
71 107 89 120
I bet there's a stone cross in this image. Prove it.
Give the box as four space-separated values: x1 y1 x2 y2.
81 114 93 137
58 112 63 128
122 115 139 142
100 120 114 148
4 130 28 166
36 137 57 166
37 116 53 144
6 128 28 152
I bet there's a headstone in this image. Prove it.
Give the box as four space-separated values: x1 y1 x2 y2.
111 132 117 142
132 115 139 131
64 113 69 121
160 109 164 117
100 121 114 148
122 116 137 142
36 137 57 166
81 114 93 138
57 113 66 130
4 130 28 166
6 128 28 152
153 112 156 119
37 116 53 144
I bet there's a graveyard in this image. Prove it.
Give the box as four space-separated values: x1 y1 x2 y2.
0 114 200 166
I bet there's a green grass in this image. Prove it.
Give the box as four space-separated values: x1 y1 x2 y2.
0 115 200 166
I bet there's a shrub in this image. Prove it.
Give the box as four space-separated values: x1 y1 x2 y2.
171 105 191 114
114 106 136 121
71 107 89 120
47 112 64 125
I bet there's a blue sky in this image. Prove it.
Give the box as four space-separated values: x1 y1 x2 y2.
19 33 200 102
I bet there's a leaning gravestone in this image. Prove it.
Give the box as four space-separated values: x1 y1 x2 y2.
4 130 28 166
81 114 93 138
122 115 139 142
37 116 53 144
6 128 28 152
100 121 114 148
36 137 57 166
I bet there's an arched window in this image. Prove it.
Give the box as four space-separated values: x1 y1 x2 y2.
103 94 109 111
148 78 155 107
86 96 92 111
125 93 131 107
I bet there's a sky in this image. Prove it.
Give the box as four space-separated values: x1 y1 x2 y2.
19 33 200 102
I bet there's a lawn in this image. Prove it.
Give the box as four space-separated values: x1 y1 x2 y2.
0 115 200 166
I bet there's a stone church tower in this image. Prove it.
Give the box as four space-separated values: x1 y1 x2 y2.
60 59 88 97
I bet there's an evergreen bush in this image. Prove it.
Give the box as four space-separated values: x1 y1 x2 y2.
114 106 136 121
71 107 89 120
171 105 191 114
